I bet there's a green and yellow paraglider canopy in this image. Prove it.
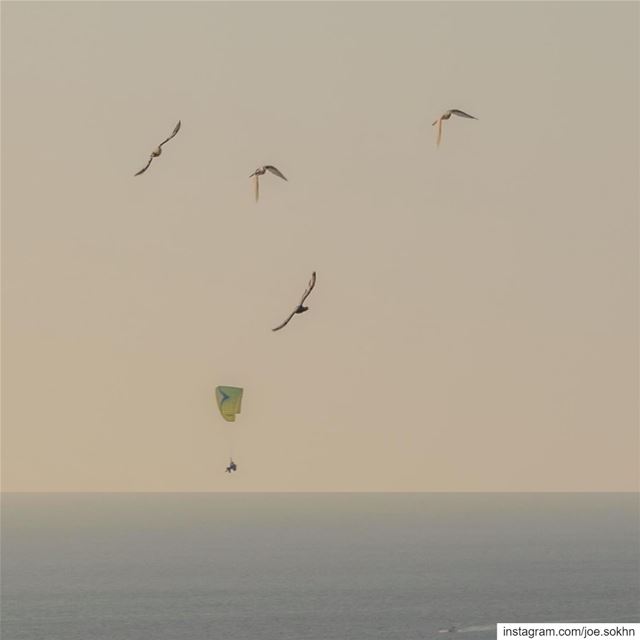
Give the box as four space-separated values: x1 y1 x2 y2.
215 386 243 422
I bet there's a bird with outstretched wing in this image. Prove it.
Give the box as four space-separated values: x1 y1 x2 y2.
250 165 288 202
134 120 181 176
272 271 317 332
431 109 477 147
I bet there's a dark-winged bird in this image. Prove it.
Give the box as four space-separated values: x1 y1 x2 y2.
249 165 287 202
134 120 181 176
272 271 316 332
432 109 477 147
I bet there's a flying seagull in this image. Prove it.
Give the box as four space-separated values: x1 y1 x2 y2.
272 271 316 332
249 165 287 202
432 109 477 147
134 120 181 176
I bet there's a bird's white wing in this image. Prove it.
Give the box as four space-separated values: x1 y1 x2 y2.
134 156 153 176
299 271 317 305
158 120 182 147
272 308 297 332
436 118 443 147
265 165 287 181
450 110 477 119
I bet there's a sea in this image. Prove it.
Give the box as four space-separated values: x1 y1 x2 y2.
1 493 638 640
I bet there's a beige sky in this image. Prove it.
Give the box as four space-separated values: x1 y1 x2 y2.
2 1 638 492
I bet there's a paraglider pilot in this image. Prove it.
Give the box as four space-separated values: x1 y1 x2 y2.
225 459 237 474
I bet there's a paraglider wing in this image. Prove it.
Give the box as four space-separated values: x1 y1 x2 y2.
215 386 244 422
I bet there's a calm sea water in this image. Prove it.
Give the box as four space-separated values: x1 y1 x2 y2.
2 494 638 640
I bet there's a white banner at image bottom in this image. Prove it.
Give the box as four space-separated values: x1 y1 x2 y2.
498 624 640 640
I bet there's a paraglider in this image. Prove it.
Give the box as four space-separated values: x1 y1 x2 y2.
215 386 243 421
215 386 244 473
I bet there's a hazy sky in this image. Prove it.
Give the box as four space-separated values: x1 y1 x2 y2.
2 1 638 492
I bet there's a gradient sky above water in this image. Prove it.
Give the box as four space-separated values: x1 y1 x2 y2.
2 1 638 491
